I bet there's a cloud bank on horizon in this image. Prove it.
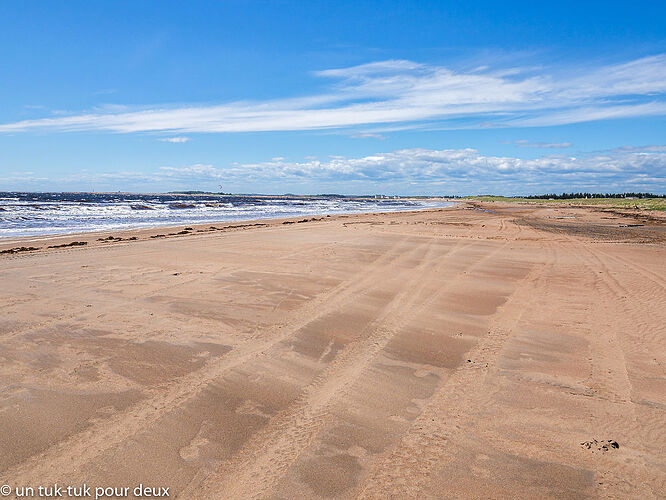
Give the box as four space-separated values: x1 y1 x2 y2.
2 55 666 135
4 145 664 196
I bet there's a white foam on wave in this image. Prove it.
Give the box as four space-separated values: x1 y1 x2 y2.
0 195 451 238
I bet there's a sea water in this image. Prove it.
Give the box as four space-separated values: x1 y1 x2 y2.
0 192 451 238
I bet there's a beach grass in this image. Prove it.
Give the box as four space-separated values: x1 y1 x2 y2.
466 196 666 211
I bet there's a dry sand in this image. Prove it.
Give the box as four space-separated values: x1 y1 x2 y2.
0 203 664 499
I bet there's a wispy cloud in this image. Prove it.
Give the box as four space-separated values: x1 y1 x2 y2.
2 55 666 135
157 136 190 143
510 140 572 148
350 132 386 139
612 145 666 152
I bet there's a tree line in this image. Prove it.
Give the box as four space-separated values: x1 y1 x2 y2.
523 192 665 199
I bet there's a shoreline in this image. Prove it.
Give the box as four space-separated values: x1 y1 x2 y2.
3 200 665 253
0 205 457 252
0 197 453 242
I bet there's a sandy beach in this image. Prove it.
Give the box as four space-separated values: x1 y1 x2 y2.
1 202 664 499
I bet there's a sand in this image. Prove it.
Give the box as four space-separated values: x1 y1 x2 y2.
0 203 664 499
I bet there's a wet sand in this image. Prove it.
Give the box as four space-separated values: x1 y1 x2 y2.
1 203 665 499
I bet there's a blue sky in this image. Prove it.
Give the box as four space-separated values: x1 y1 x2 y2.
1 0 666 195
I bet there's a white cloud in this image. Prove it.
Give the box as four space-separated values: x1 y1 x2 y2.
1 55 666 135
157 136 190 143
510 140 572 148
147 146 666 194
350 133 385 139
4 145 664 194
508 101 666 127
613 145 666 152
555 55 666 99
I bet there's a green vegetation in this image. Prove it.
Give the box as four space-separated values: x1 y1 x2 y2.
465 195 666 211
523 192 664 200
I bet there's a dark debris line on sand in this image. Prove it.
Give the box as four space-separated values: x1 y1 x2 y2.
581 439 620 452
98 236 138 242
2 217 322 256
0 246 41 254
47 241 88 249
2 241 87 254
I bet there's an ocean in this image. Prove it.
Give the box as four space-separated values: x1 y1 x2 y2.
0 192 450 238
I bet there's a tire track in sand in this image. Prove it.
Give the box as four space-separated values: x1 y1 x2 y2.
0 235 438 487
183 239 512 500
355 241 554 499
568 239 665 498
